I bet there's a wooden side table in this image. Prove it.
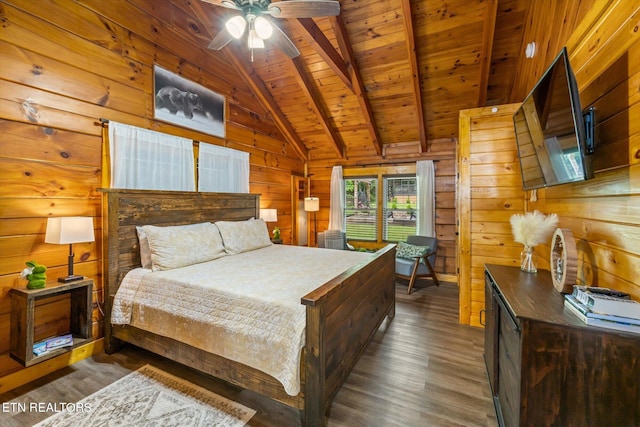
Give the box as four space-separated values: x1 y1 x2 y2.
10 278 93 366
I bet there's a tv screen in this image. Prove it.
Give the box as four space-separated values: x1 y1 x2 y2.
513 47 593 190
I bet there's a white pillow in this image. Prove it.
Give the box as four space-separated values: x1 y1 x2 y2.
215 218 272 255
141 222 226 271
136 226 152 269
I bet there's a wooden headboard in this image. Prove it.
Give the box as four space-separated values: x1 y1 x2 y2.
100 189 260 298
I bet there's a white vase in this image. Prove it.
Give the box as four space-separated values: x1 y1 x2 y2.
520 245 537 273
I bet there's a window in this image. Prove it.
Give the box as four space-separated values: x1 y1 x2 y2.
344 177 378 241
344 175 418 243
383 176 417 242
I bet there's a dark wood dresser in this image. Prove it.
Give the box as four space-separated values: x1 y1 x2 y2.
483 264 640 427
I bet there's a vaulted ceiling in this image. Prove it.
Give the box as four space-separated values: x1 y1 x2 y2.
184 0 595 164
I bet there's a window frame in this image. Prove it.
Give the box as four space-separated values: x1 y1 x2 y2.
344 176 379 242
382 175 418 243
342 165 417 245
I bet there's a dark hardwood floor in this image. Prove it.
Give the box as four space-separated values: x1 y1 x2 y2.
0 281 498 427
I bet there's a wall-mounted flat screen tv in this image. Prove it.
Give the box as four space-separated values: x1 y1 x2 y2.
513 47 594 190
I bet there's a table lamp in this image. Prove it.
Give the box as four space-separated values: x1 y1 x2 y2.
259 208 278 223
259 208 279 241
45 216 95 283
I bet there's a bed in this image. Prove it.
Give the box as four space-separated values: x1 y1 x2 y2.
101 189 396 426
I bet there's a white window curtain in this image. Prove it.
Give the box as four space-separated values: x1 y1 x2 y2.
328 165 345 231
416 160 435 237
108 121 195 190
198 142 249 193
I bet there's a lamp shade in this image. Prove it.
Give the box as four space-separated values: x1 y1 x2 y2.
225 15 246 39
304 197 319 212
45 217 95 244
260 209 278 222
254 16 273 39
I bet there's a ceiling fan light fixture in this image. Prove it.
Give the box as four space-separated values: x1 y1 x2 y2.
225 15 246 39
248 29 265 49
254 16 273 39
204 0 315 59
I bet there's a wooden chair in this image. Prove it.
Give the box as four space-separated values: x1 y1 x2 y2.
395 235 440 294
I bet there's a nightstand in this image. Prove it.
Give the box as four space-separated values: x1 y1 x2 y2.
10 278 93 366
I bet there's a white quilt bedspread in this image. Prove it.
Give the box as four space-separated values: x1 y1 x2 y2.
111 244 372 396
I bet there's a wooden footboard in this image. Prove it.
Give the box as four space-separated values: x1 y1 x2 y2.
302 244 396 426
101 189 396 426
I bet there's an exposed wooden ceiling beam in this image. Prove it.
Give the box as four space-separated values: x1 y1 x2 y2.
477 0 498 107
290 56 345 158
188 0 308 161
226 53 309 160
331 15 383 156
400 0 427 153
296 18 352 90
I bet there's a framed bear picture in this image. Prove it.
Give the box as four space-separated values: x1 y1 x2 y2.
153 65 225 138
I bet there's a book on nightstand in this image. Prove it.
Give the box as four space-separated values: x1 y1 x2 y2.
564 294 640 334
33 333 74 356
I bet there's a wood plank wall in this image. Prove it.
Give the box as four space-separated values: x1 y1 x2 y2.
458 104 523 326
0 0 303 380
458 0 640 326
532 0 640 297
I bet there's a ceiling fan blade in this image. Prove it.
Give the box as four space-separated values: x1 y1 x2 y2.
208 29 234 50
267 0 340 18
270 23 300 58
200 0 240 11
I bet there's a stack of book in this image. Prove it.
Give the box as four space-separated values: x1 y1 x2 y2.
564 286 640 334
33 333 74 356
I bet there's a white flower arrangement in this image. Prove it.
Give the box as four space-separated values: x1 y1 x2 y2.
510 211 558 248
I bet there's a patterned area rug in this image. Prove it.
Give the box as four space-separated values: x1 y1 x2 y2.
34 364 256 427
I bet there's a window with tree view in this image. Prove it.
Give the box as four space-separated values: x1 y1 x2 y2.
345 178 378 241
344 176 417 242
383 176 417 242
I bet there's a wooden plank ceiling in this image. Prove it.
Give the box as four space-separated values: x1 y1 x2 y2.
174 0 591 163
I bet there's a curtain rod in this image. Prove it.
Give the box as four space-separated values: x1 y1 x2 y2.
98 118 439 163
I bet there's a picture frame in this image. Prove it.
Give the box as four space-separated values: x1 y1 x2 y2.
153 64 225 138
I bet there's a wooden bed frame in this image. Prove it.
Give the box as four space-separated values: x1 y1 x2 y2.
101 189 396 426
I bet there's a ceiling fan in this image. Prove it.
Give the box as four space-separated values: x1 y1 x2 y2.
202 0 340 59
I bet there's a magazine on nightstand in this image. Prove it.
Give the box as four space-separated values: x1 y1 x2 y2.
33 333 74 356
